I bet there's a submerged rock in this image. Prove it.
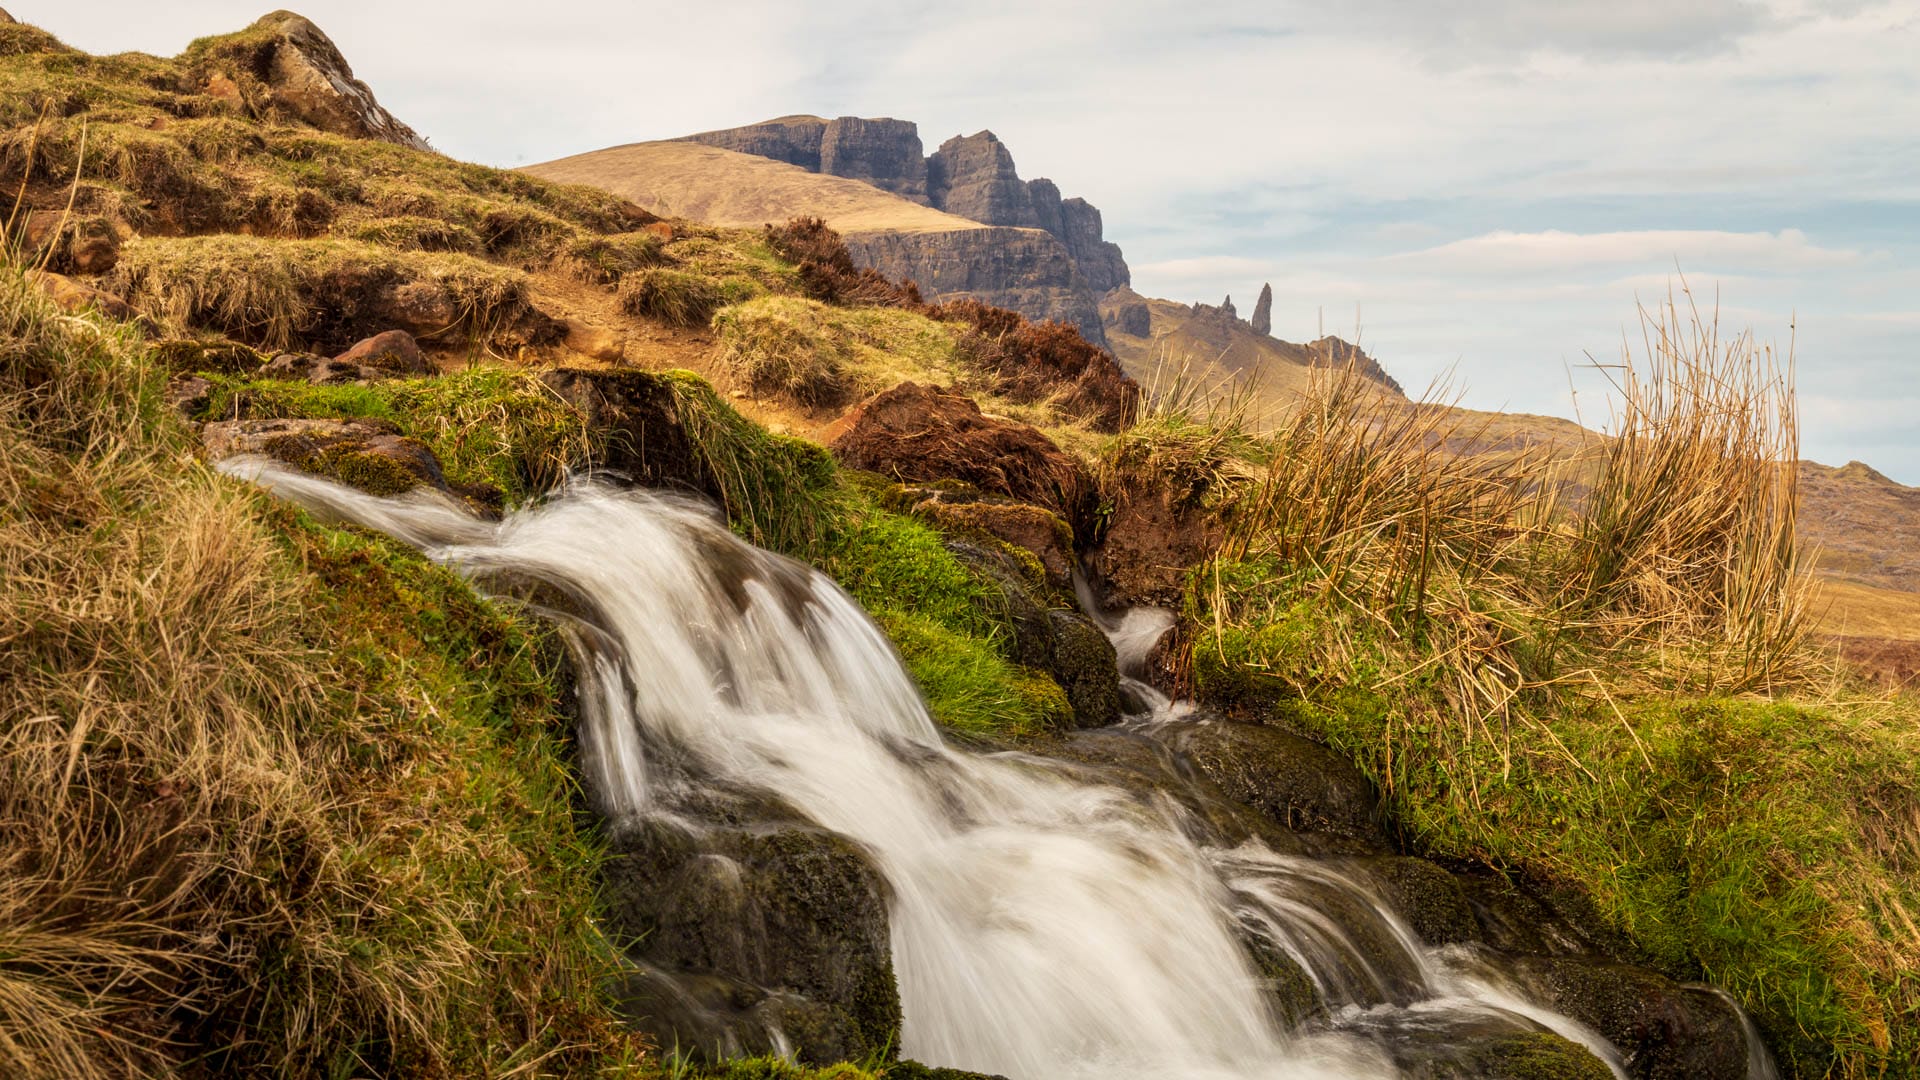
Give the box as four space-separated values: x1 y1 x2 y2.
1342 856 1481 947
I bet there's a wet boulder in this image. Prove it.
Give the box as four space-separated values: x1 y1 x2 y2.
945 538 1120 729
1160 719 1385 848
601 816 901 1065
1509 956 1752 1080
203 417 447 495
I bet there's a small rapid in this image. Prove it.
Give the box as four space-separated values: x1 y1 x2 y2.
224 460 1775 1079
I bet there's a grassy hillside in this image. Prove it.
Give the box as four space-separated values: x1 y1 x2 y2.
525 142 992 236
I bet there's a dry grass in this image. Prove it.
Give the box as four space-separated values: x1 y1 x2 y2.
0 262 646 1076
712 295 964 409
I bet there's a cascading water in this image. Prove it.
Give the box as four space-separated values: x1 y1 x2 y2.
222 459 1776 1080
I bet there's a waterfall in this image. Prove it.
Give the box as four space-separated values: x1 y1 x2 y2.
222 460 1773 1079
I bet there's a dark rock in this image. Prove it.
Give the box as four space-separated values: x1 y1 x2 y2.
1026 177 1065 238
682 114 828 171
332 329 432 375
1160 719 1385 845
237 12 430 150
201 416 456 498
1044 610 1122 729
1058 197 1129 293
827 382 1094 527
1342 856 1480 946
538 368 724 499
603 817 900 1064
820 116 930 203
927 131 1038 228
1103 288 1152 338
882 1061 1009 1080
1510 956 1752 1080
943 538 1120 730
1457 874 1600 957
1394 1029 1616 1080
1251 283 1273 337
164 375 213 419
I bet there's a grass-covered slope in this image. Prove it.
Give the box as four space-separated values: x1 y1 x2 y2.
0 265 649 1075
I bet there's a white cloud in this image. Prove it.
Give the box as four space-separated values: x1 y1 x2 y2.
1385 229 1867 274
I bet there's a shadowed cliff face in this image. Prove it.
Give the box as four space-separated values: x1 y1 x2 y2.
681 116 1128 341
844 228 1107 346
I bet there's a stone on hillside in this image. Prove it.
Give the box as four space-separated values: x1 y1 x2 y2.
22 210 120 275
539 368 725 496
902 485 1077 590
561 316 625 362
0 9 16 23
1103 289 1152 337
33 271 136 322
165 375 214 419
333 329 431 375
826 381 1094 526
242 11 431 150
1251 282 1273 337
202 416 455 498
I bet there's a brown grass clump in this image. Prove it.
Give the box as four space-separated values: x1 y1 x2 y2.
617 266 725 327
764 216 923 308
110 235 550 353
932 297 1140 432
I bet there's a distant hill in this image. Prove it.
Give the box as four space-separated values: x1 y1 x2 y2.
1099 286 1405 417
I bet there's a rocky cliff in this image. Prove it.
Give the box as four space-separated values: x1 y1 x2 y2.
844 228 1105 345
678 117 1129 333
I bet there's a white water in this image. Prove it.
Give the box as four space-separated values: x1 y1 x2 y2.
223 461 1768 1079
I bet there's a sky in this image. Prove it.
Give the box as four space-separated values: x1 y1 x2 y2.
24 1 1920 480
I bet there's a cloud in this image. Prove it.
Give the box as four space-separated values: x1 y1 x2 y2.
1385 228 1867 274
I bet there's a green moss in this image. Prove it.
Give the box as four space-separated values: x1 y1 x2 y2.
1461 1032 1613 1080
203 368 590 504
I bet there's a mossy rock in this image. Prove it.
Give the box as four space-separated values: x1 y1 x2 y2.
1510 956 1751 1080
153 337 268 375
1415 1031 1615 1080
601 817 901 1065
1343 856 1481 947
1161 718 1386 848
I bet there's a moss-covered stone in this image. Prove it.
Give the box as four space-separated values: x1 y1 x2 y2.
1511 956 1750 1080
1454 1032 1615 1080
1162 718 1385 847
601 817 901 1066
1345 856 1481 947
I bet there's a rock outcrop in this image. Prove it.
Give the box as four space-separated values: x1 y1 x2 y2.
213 12 430 151
678 116 1130 335
684 115 930 203
1251 283 1273 337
